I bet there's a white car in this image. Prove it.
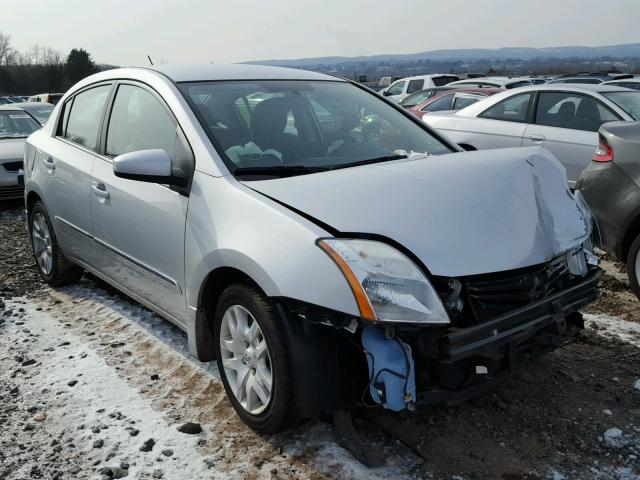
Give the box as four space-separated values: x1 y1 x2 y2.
381 74 460 102
602 77 640 91
446 76 534 90
423 84 640 186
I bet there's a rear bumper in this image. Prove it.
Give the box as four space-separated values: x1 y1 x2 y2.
577 161 640 259
414 268 601 405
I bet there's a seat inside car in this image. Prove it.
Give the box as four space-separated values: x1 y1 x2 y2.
250 97 305 162
574 99 601 131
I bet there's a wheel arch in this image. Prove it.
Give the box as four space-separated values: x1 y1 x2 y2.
26 190 42 213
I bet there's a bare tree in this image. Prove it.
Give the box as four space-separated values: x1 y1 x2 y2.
0 32 16 66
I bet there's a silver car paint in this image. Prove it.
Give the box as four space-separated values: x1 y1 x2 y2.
424 85 635 186
25 64 591 360
113 149 172 177
247 147 590 277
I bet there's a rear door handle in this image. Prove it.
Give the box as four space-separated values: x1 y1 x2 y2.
91 183 110 199
527 134 546 142
42 156 55 170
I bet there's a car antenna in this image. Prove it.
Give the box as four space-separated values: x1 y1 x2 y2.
147 55 154 66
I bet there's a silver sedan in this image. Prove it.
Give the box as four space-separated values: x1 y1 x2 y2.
423 84 640 187
24 64 601 434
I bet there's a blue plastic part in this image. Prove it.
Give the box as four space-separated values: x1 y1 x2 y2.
361 326 416 411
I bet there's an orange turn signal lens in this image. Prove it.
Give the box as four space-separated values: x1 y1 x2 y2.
318 240 376 321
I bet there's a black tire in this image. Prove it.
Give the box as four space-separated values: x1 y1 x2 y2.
214 282 298 433
28 201 83 287
626 234 640 300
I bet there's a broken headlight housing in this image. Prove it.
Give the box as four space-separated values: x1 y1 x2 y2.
318 238 450 324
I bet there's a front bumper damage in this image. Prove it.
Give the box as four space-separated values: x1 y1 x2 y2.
363 268 602 411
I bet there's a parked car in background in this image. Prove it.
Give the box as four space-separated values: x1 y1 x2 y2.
0 106 41 199
603 77 640 91
28 93 64 105
407 88 501 119
577 122 640 298
548 73 634 85
3 102 55 126
24 64 600 434
399 87 454 108
447 76 533 89
0 97 16 105
424 84 640 186
380 74 460 102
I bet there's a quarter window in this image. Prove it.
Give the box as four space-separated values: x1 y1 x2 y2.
479 92 533 123
63 85 111 151
535 92 620 132
106 85 177 157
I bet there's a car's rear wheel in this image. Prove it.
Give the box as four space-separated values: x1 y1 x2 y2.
627 233 640 300
29 201 83 286
214 283 298 433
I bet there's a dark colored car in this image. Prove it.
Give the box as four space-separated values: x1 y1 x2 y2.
407 88 501 119
577 121 640 297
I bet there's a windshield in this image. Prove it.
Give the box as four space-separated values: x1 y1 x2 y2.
602 91 640 120
23 105 54 125
179 80 452 177
0 111 40 139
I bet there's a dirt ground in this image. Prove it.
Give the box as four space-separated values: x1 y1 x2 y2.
1 200 639 480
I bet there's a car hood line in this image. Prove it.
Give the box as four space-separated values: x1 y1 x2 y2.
243 147 591 277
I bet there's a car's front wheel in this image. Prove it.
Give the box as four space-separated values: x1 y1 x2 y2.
28 201 83 286
214 283 298 433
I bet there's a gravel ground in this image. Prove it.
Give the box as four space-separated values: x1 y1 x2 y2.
1 201 639 480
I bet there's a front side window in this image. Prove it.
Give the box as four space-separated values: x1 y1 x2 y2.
63 85 111 151
106 84 177 157
602 91 640 120
535 92 620 131
0 111 40 139
386 81 405 96
406 79 424 94
180 80 453 176
480 92 533 123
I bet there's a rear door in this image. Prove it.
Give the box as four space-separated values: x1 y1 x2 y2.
37 83 112 264
90 82 192 322
522 91 621 186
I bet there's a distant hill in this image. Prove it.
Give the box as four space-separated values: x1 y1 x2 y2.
245 43 640 67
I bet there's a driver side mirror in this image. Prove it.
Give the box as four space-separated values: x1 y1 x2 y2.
382 90 390 96
113 149 187 187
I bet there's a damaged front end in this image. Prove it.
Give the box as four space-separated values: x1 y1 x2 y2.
282 246 601 417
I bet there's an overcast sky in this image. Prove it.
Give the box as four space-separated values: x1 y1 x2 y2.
3 0 640 66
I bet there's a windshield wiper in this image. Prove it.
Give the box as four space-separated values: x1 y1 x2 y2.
234 164 329 178
329 154 408 171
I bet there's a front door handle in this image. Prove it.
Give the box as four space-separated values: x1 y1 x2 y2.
526 134 546 142
42 156 55 170
91 183 110 199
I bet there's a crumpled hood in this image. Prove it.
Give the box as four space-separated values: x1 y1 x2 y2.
245 147 591 277
0 139 27 161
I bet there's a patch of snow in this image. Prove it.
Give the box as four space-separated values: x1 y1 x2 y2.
603 428 623 447
603 409 613 416
584 313 640 347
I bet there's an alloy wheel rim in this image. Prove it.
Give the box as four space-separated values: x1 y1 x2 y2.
219 305 273 415
32 212 53 276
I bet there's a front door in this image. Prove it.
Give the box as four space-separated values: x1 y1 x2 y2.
522 91 621 186
90 83 191 322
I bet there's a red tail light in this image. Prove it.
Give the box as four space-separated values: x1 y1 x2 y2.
593 134 613 162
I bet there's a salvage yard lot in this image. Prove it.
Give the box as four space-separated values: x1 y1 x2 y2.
1 201 639 480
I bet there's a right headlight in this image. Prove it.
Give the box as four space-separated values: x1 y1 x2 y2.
318 238 450 324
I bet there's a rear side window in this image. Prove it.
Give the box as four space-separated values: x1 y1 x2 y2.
63 85 111 151
106 85 177 158
406 79 424 94
535 92 620 131
432 76 458 87
421 93 454 112
479 92 533 123
453 94 482 110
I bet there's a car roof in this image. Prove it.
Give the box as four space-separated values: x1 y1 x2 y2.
148 63 343 83
5 102 54 109
603 78 640 84
396 73 459 81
